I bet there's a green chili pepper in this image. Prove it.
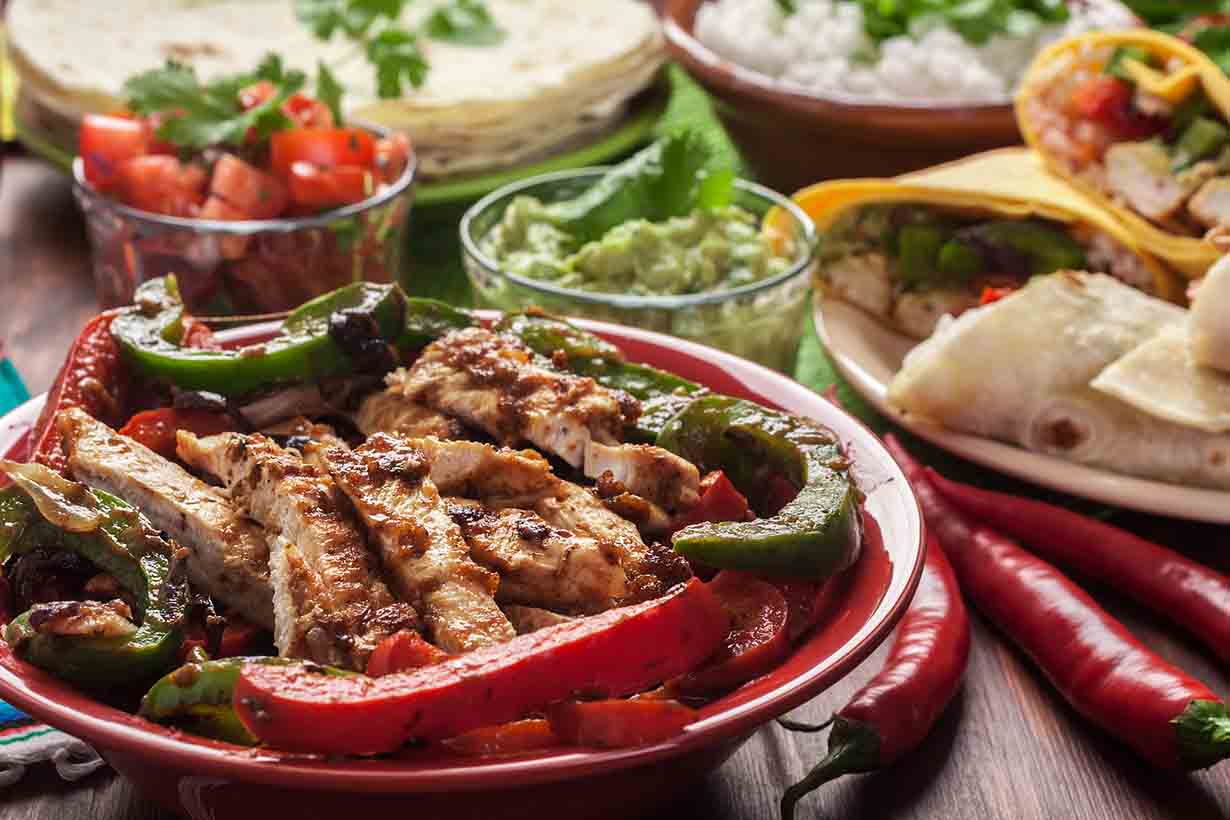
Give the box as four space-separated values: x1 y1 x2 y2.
496 312 706 441
0 468 188 688
140 655 353 745
656 396 862 580
112 277 473 397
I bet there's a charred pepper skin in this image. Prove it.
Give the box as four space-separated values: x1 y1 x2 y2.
111 277 470 397
656 396 862 580
778 537 970 819
0 469 187 689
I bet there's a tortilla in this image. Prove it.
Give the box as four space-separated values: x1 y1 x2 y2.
4 0 664 178
888 271 1230 490
1017 30 1227 281
1191 253 1230 372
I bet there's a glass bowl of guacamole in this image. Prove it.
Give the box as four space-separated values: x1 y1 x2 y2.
460 167 816 372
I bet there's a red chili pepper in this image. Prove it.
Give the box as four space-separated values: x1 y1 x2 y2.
233 578 727 755
28 313 127 473
885 435 1230 771
925 469 1230 665
777 535 969 819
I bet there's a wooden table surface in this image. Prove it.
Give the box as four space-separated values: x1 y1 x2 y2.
3 153 1230 820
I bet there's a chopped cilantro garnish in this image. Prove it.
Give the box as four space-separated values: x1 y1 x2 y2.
122 55 306 150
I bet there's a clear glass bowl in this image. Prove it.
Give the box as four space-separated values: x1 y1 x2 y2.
460 168 816 372
73 140 416 317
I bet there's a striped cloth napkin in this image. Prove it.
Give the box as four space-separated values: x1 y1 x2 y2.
0 347 106 787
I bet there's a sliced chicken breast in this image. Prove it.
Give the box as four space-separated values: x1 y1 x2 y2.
354 389 465 440
177 431 416 670
57 408 274 630
583 441 700 512
501 604 575 634
398 327 639 467
447 500 627 614
317 434 514 653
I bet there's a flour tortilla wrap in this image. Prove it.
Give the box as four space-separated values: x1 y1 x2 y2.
889 271 1230 490
781 148 1184 339
1018 30 1228 280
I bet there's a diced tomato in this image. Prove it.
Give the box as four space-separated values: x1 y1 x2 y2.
373 133 412 184
118 408 234 461
80 114 151 190
367 630 450 677
286 162 371 210
671 570 790 694
282 93 335 128
545 698 696 749
270 127 376 180
218 615 264 658
205 154 288 220
980 285 1015 306
1068 76 1164 141
238 80 277 110
113 155 208 217
442 719 560 756
143 111 182 156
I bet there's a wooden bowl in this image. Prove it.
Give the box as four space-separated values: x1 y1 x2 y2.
0 317 926 820
662 0 1022 192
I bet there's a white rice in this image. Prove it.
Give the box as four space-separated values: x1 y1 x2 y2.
694 0 1138 105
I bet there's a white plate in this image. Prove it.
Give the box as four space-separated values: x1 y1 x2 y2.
814 294 1230 523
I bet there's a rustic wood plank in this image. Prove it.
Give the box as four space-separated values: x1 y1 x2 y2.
2 155 1230 820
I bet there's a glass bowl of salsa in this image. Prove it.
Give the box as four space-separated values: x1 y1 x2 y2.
73 111 416 317
460 167 816 373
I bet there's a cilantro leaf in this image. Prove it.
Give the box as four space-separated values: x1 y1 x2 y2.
424 0 507 45
366 27 428 98
296 0 407 39
122 57 305 150
776 0 797 14
316 61 345 124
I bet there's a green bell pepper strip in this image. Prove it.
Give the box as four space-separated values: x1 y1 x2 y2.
111 277 473 398
656 396 863 580
0 470 188 688
495 312 706 441
140 655 354 745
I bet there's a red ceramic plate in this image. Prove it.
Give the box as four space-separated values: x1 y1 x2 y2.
0 317 924 820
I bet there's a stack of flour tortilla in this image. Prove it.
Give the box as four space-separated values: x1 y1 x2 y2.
888 269 1230 490
5 0 664 179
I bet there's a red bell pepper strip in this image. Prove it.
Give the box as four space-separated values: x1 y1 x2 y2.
926 469 1230 665
28 313 127 474
670 470 753 536
366 630 449 677
441 719 560 757
233 578 727 754
118 408 235 462
885 435 1230 771
778 535 969 818
672 571 789 694
546 698 696 749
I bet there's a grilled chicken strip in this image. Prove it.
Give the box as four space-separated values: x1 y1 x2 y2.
583 441 700 513
354 387 465 441
58 408 275 629
447 500 627 614
177 431 416 669
410 436 558 504
317 434 514 653
398 327 639 467
501 604 575 635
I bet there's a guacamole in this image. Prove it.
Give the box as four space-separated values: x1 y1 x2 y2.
481 196 794 297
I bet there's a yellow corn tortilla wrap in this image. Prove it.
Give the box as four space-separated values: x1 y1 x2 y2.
771 147 1183 305
1017 30 1228 280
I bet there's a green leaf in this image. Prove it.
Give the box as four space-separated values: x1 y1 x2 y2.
775 0 797 14
295 0 346 38
316 61 345 125
367 26 428 98
1192 24 1230 73
424 0 506 46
